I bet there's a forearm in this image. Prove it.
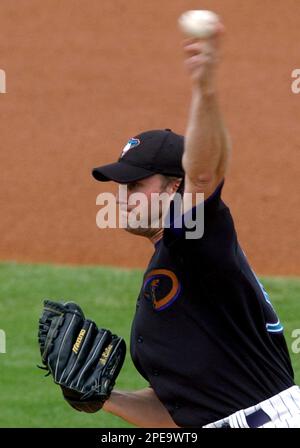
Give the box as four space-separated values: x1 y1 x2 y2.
183 87 231 182
102 387 179 428
182 26 231 184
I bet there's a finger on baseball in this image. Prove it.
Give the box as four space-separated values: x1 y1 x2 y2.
185 54 210 63
183 42 210 54
216 22 226 35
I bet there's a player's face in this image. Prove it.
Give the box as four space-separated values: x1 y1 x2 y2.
126 174 167 202
116 174 173 237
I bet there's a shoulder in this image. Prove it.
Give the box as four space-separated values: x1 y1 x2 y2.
183 173 225 208
163 177 235 253
181 176 226 219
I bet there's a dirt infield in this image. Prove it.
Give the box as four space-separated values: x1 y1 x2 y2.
0 0 299 275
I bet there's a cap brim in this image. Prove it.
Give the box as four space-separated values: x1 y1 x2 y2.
92 161 155 183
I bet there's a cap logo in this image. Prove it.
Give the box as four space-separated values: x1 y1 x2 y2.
120 138 140 158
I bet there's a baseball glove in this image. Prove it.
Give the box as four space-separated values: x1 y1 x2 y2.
37 299 126 413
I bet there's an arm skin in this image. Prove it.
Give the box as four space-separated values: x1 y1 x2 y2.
102 387 179 428
182 24 232 200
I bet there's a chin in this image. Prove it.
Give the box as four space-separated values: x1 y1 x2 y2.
123 226 159 238
123 226 147 236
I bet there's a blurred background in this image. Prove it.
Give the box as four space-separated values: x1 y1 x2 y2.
0 0 299 428
0 0 299 274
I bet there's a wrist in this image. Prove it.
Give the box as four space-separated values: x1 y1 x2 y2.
102 398 110 412
192 83 217 97
102 390 117 413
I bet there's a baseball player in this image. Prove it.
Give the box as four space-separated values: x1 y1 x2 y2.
38 21 300 428
91 23 300 428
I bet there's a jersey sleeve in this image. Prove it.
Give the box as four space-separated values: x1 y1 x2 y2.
163 179 238 272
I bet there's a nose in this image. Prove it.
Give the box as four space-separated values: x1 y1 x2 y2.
115 191 124 205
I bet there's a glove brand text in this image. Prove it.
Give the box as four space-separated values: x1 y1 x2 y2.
72 329 86 354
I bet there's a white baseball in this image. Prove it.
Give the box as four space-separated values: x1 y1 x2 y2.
178 10 220 39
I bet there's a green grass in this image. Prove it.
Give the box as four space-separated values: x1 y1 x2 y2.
0 262 299 428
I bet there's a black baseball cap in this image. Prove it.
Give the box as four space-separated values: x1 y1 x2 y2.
92 129 184 183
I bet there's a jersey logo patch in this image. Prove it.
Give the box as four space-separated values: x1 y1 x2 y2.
120 138 141 158
143 269 181 311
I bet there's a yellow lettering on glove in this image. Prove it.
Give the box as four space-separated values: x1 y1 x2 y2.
72 329 86 354
99 343 113 365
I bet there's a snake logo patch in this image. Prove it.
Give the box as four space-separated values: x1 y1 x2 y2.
143 269 181 311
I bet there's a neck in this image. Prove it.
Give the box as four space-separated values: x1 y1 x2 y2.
149 228 164 247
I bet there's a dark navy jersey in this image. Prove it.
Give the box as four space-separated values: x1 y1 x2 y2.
130 180 294 428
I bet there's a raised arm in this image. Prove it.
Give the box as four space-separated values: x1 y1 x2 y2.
182 24 231 199
102 387 179 428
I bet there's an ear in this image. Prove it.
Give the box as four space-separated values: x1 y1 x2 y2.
172 179 182 193
162 176 182 194
175 180 182 191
